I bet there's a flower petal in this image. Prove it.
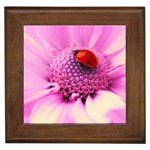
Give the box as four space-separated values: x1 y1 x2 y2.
32 26 71 50
30 94 64 123
92 26 125 55
24 100 40 123
24 68 49 90
24 28 51 92
25 89 48 102
105 47 126 67
88 26 103 48
29 94 75 123
109 65 126 101
56 102 75 123
24 67 51 103
86 90 126 123
111 77 126 101
73 99 95 123
105 109 126 123
24 29 51 65
69 25 94 47
24 83 60 103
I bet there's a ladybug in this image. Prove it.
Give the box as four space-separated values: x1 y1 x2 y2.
75 49 98 68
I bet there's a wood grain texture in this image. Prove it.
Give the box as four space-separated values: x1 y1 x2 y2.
5 7 145 143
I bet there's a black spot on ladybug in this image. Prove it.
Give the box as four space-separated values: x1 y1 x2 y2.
87 61 91 65
84 53 88 56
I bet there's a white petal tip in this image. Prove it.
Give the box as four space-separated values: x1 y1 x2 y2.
49 83 60 94
71 93 80 101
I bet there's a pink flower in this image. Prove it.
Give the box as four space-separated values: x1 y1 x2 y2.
24 25 126 124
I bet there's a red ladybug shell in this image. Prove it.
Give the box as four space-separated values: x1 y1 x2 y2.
75 50 98 68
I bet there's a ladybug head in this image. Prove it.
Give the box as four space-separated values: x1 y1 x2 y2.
73 50 80 56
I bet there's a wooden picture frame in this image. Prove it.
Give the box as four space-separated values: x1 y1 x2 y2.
5 7 145 143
